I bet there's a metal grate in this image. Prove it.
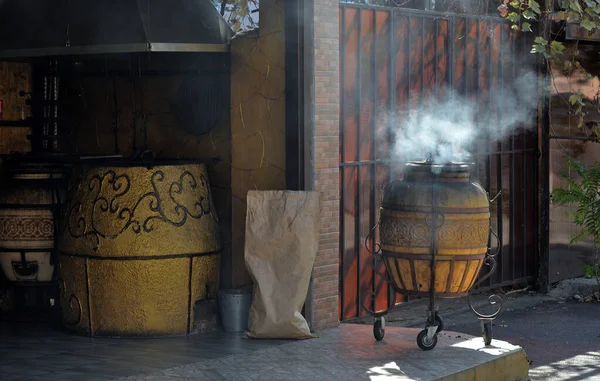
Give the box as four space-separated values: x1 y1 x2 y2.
338 3 539 320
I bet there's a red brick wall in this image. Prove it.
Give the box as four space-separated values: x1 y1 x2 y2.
311 0 340 330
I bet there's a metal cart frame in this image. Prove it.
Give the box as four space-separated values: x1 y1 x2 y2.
363 185 504 350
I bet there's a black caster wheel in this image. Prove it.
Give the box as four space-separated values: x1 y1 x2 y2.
482 321 493 346
373 318 385 341
435 312 444 333
416 329 438 351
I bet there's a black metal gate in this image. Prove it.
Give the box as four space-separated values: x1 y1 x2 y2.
339 3 539 320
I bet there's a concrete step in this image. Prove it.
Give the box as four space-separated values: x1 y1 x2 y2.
332 324 529 381
112 323 529 381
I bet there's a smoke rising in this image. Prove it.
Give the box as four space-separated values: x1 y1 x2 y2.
385 70 539 170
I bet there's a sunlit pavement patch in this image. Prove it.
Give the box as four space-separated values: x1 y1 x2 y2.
529 351 600 381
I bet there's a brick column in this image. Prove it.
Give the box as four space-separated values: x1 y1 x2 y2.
309 0 340 330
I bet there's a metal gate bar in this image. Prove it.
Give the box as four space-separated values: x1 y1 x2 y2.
339 3 539 319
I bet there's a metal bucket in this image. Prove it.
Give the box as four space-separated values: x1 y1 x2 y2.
218 286 252 333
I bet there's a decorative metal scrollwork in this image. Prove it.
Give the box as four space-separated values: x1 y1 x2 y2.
64 168 215 248
467 191 504 320
362 220 393 317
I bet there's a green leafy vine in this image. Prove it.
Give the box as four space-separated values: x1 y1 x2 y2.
499 0 600 132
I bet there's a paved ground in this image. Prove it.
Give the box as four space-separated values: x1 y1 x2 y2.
442 299 600 381
2 288 598 380
0 320 526 381
360 291 600 381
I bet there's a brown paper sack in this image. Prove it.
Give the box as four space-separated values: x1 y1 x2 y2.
244 190 322 339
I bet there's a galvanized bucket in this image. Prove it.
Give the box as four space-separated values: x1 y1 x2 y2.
218 286 252 333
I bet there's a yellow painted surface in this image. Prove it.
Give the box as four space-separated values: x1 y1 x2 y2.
58 163 221 336
87 258 191 336
194 255 221 301
230 0 287 287
440 350 530 381
58 256 90 336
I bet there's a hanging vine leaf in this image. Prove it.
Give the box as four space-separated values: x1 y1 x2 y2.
507 12 521 23
554 11 566 21
581 16 596 30
570 1 583 13
550 41 566 55
523 9 536 19
569 93 585 106
528 0 541 14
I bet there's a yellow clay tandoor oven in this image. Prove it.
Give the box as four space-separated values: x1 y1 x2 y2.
379 161 491 297
58 161 221 337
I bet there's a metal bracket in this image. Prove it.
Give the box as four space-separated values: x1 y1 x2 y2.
426 325 438 341
376 316 386 329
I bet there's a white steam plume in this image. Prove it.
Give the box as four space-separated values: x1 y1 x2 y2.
385 70 539 169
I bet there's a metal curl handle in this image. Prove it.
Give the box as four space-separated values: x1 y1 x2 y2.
365 221 382 255
364 220 389 281
362 220 394 317
361 291 388 318
489 190 502 203
468 292 503 319
487 227 501 258
361 257 393 316
467 225 503 319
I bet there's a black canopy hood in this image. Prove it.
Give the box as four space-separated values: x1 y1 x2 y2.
0 0 233 58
